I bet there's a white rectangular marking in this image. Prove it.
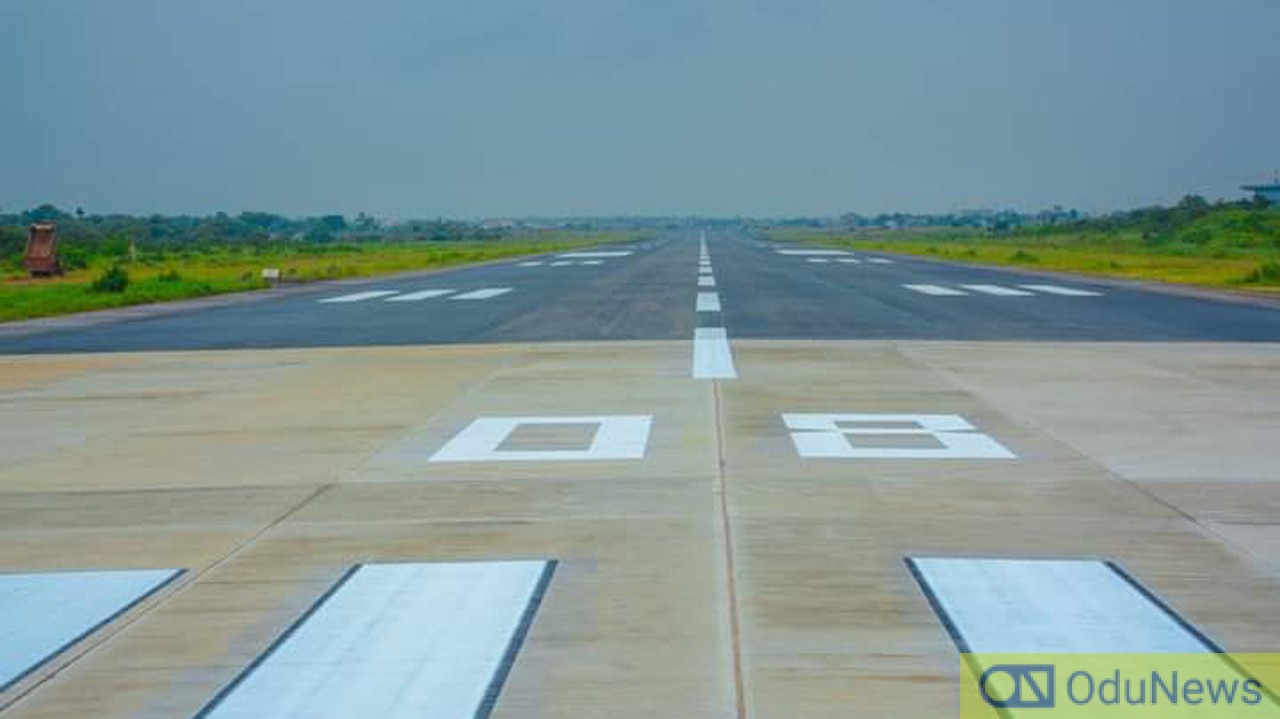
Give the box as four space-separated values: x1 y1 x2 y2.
517 261 543 267
692 327 738 380
197 562 555 719
908 558 1214 653
551 261 573 267
696 292 721 312
775 249 851 256
0 569 182 691
451 288 513 300
868 258 894 264
1020 284 1104 297
807 258 831 264
699 267 714 276
961 284 1035 296
558 251 631 258
581 260 604 266
319 290 400 304
430 416 652 462
385 290 454 302
905 284 968 296
698 276 716 287
783 413 1016 459
836 258 862 264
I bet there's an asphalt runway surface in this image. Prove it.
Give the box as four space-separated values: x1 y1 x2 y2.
4 230 1280 355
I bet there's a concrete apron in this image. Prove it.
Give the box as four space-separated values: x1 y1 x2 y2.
0 340 1277 718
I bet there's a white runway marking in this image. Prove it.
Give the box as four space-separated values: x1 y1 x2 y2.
962 284 1035 296
699 276 716 287
699 267 713 276
430 416 653 462
196 561 555 719
1020 284 1104 296
0 569 182 691
385 290 454 302
908 558 1214 652
318 290 400 304
837 258 862 264
904 284 969 296
692 327 738 380
517 261 544 267
451 288 513 300
551 261 573 267
783 414 1016 459
581 259 604 266
807 258 831 264
696 292 722 313
776 249 851 256
868 258 894 264
559 251 632 258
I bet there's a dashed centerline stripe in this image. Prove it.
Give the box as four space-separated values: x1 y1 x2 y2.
697 292 722 313
699 276 716 287
693 328 738 380
1021 284 1104 296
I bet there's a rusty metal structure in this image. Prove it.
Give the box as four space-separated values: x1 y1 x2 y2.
24 222 62 277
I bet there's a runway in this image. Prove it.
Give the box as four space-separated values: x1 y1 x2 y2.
2 230 1279 718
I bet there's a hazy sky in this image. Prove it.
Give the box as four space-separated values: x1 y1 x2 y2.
2 0 1277 217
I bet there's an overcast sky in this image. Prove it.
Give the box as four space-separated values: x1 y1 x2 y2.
1 0 1277 217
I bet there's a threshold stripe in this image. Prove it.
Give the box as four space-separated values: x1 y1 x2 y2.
907 558 1217 653
1021 284 1103 297
385 289 454 302
692 327 737 380
452 288 513 300
319 290 399 304
962 284 1035 297
0 569 183 691
699 276 716 287
198 561 556 719
696 292 722 313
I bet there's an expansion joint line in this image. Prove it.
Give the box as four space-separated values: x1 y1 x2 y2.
713 382 749 719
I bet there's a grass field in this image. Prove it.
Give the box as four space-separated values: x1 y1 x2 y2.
1 234 612 323
769 209 1280 293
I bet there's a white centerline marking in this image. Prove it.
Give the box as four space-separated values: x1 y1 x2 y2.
196 562 556 719
551 261 573 267
559 251 631 258
908 558 1215 653
581 260 604 266
699 276 716 287
431 416 653 462
868 258 894 264
696 292 722 312
1020 284 1104 297
386 290 454 302
904 284 969 296
837 258 862 264
0 569 183 692
962 284 1035 296
451 288 513 300
319 290 400 304
692 327 737 380
517 261 543 267
807 258 831 264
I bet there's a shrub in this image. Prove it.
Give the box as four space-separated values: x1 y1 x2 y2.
90 265 130 293
157 269 183 283
1010 249 1040 263
1239 261 1280 285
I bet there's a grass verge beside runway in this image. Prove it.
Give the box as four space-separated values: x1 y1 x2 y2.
769 210 1280 293
0 234 617 323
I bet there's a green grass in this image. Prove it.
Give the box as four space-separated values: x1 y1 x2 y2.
768 212 1280 292
1 234 617 323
